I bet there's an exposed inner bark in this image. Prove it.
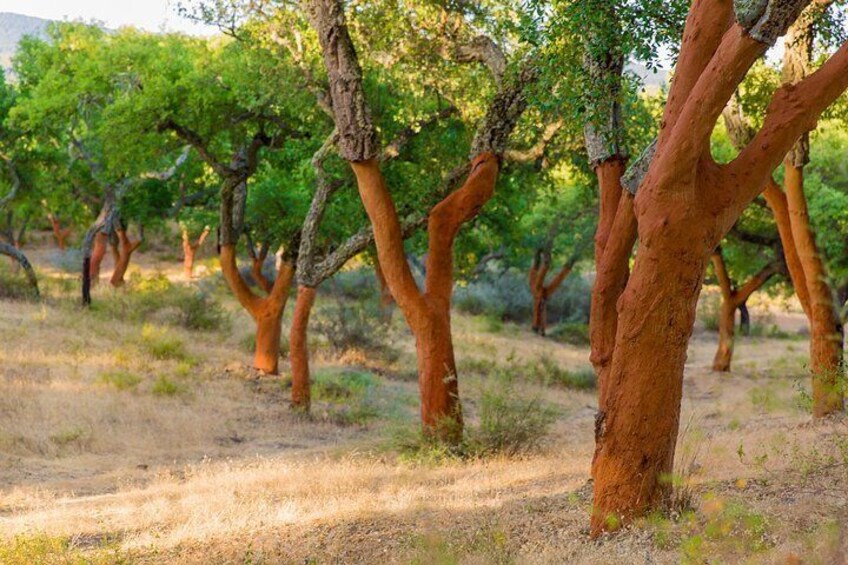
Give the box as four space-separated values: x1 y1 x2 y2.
110 229 142 287
590 0 848 534
350 154 499 438
182 226 210 279
220 245 294 374
290 285 317 410
47 214 72 251
710 248 779 372
528 249 574 336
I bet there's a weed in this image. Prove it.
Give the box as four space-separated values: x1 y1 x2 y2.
152 375 184 396
312 370 380 426
141 324 189 361
98 370 142 391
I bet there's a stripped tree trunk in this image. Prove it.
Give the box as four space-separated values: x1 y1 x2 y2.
529 249 574 336
308 0 532 439
290 285 317 410
710 248 779 372
590 0 848 534
110 229 142 287
48 214 72 251
182 226 210 279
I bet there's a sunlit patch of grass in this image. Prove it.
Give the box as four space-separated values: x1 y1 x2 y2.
141 324 190 361
98 370 142 391
152 375 185 397
0 534 129 564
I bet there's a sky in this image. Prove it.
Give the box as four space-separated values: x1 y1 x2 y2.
0 0 217 35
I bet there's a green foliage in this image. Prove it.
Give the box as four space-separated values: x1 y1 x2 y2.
0 262 38 301
313 285 397 360
98 370 142 391
141 324 190 361
92 273 229 332
456 268 591 324
548 322 590 346
152 375 185 396
311 369 381 426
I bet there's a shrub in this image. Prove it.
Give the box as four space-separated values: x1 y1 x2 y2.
0 263 38 301
313 294 396 360
311 369 380 425
468 371 558 456
98 370 142 391
152 375 184 396
697 292 721 332
525 355 596 390
92 273 229 332
141 324 189 361
548 322 591 346
454 268 591 325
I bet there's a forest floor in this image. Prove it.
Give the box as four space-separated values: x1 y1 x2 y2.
0 236 847 564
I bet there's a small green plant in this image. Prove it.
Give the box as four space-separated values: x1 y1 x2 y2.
175 291 230 331
152 375 184 396
312 370 380 425
49 426 86 446
141 324 189 361
548 322 591 346
98 370 142 391
527 355 596 390
0 534 128 564
468 371 557 456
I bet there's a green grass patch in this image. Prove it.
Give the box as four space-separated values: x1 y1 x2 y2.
98 370 142 391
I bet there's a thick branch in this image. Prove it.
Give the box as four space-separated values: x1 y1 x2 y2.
0 243 39 298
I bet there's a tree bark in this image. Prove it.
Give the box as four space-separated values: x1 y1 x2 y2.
48 215 71 251
110 229 142 287
290 285 317 410
785 164 844 416
738 301 751 336
0 243 39 298
591 0 848 535
89 231 109 285
220 245 294 374
182 226 210 279
350 154 498 439
529 250 573 336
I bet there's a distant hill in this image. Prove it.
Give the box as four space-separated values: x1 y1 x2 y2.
0 12 52 75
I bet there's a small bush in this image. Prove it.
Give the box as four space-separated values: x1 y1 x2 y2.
0 534 128 565
527 355 596 390
152 375 184 396
98 370 142 391
548 322 590 346
312 370 381 426
0 263 38 301
92 273 229 332
313 294 396 359
454 269 591 325
141 324 189 361
698 293 721 332
468 371 557 456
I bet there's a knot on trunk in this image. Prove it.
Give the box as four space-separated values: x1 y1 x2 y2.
735 0 812 46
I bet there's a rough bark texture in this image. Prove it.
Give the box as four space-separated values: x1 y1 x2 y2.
0 243 39 298
310 0 527 439
590 0 848 535
306 0 379 162
290 285 317 411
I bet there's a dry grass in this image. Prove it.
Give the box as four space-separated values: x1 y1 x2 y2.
0 238 846 564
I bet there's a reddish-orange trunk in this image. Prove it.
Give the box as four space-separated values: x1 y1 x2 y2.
290 286 317 410
592 240 706 533
414 301 462 438
183 246 196 279
89 232 108 284
713 296 736 372
49 216 71 251
110 230 141 287
350 155 497 439
220 245 294 375
785 165 844 416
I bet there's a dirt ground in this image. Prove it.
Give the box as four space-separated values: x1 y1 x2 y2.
0 237 846 564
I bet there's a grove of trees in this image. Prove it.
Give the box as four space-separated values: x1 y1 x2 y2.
1 0 847 544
